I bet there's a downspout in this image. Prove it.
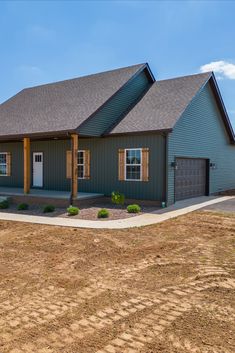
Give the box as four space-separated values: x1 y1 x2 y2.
164 133 169 207
69 134 74 206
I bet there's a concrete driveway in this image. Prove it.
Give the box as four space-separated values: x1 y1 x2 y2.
202 197 235 213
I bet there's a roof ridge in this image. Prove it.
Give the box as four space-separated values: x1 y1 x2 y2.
156 71 212 84
23 63 146 91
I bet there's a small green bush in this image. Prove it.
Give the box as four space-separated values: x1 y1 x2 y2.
67 206 79 216
111 191 125 205
127 204 141 213
0 200 9 209
17 203 29 211
43 205 55 213
97 208 109 218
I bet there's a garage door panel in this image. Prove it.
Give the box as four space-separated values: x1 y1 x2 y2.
175 158 207 201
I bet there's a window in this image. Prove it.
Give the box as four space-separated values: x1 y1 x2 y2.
77 150 85 179
0 153 7 176
125 149 142 181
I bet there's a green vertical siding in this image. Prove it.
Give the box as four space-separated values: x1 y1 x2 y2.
167 82 235 204
0 135 165 201
31 140 71 190
78 134 166 200
78 69 152 136
0 142 23 187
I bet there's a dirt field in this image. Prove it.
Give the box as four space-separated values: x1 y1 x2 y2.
0 211 234 353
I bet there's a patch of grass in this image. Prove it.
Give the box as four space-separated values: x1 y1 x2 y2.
0 200 9 209
127 204 141 213
67 206 79 216
43 205 55 213
17 203 29 211
97 208 109 218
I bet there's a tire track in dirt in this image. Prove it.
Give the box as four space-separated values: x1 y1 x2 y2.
9 278 231 353
157 332 233 353
95 279 234 353
0 284 105 343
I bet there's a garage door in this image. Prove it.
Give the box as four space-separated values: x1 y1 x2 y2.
175 158 207 201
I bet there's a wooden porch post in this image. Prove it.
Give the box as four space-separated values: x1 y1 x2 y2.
23 137 30 194
70 133 78 204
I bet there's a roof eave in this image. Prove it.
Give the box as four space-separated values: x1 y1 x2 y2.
108 128 173 137
209 73 235 144
0 129 77 142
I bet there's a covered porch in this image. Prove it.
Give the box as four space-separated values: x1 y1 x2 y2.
0 133 105 206
0 186 103 207
0 187 103 200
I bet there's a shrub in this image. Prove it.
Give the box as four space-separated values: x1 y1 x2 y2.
0 200 9 209
111 191 125 205
127 204 141 213
67 206 79 216
17 203 29 211
97 208 109 218
43 205 55 213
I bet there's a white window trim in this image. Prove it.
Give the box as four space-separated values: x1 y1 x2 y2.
77 150 85 180
124 148 142 181
0 152 7 177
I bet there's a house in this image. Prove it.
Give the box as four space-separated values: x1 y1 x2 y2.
0 63 234 206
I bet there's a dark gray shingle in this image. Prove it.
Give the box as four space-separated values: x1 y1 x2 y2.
0 63 145 137
110 72 212 134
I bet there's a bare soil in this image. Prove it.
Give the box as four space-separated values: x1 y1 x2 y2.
0 211 234 353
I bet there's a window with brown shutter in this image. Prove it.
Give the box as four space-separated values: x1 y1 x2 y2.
120 148 149 182
66 150 72 179
0 152 11 177
118 149 125 181
6 152 11 176
84 150 90 179
141 148 149 181
67 150 91 180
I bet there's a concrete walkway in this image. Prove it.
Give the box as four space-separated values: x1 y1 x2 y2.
0 196 233 229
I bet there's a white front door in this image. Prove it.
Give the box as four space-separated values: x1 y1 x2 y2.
33 152 43 187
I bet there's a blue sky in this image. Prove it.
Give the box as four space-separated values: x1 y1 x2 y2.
1 0 235 128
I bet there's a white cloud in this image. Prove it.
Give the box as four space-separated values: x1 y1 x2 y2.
200 60 235 80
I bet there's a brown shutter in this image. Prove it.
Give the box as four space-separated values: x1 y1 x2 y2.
142 148 149 181
84 150 90 179
66 150 72 179
6 152 11 176
118 149 125 181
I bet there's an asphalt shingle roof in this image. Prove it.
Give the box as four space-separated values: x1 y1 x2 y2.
0 63 145 138
110 72 212 134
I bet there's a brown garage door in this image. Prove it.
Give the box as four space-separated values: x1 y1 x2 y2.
175 158 207 201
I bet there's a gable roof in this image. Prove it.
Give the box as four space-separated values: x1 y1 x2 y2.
110 71 235 144
110 72 235 143
0 63 146 139
110 72 212 134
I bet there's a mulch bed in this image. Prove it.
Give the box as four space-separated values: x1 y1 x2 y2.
0 201 158 221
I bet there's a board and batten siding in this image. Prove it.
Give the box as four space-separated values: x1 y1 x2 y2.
78 69 152 136
167 82 235 205
0 142 23 187
0 135 165 201
31 140 71 190
78 134 166 201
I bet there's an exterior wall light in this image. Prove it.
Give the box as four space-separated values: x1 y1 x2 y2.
210 162 216 169
171 161 178 170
